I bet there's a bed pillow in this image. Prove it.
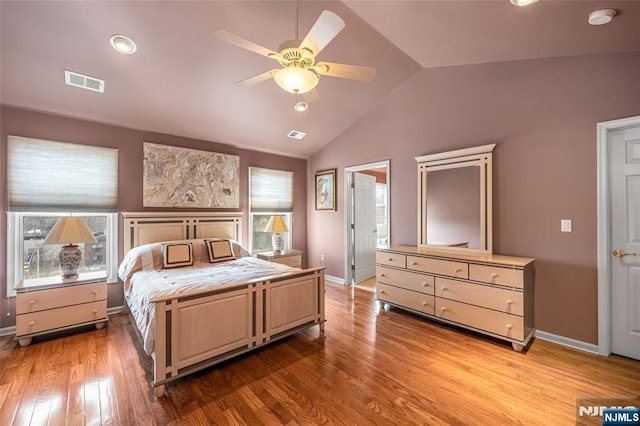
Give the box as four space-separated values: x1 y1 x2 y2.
161 242 193 269
205 239 236 263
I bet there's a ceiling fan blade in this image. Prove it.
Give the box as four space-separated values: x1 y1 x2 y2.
313 62 376 81
213 30 283 61
234 69 279 87
303 88 320 103
299 10 345 57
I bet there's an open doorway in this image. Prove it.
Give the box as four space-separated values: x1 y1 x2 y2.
344 160 390 288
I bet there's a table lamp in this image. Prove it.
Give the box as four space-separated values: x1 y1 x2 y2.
44 217 98 279
263 215 288 254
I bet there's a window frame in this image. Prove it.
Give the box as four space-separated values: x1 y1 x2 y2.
248 212 293 254
6 211 118 297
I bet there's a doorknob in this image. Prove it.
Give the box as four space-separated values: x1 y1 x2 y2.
613 249 637 258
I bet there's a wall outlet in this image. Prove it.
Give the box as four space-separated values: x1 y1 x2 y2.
561 219 572 232
320 254 325 265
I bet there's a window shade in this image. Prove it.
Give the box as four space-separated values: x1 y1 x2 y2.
249 167 293 212
7 136 118 212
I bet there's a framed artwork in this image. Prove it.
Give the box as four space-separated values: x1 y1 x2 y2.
143 142 239 208
315 169 337 211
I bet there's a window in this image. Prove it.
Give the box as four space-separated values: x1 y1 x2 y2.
249 167 293 253
6 136 118 296
376 183 389 244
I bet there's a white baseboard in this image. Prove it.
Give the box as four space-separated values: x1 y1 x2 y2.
325 274 345 285
108 305 125 315
0 326 16 338
534 330 600 354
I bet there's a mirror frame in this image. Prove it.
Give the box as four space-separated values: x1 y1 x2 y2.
415 143 495 254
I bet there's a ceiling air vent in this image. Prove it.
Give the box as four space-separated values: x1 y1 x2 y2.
287 130 306 140
64 70 105 93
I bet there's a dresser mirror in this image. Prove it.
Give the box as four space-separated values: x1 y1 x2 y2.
415 143 495 254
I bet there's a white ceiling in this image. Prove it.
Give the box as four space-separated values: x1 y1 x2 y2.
1 1 638 159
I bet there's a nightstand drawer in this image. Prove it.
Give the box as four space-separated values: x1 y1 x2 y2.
16 282 107 314
272 255 302 268
16 301 107 336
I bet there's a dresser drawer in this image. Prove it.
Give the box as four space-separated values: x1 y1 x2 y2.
436 298 523 341
407 256 468 279
377 267 434 295
376 252 406 268
469 264 523 289
16 300 107 336
377 283 434 315
271 255 302 268
435 277 523 315
16 282 107 314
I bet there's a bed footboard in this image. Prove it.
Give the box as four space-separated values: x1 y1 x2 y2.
150 267 325 396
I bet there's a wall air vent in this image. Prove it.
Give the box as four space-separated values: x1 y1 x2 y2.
64 70 105 93
287 130 306 140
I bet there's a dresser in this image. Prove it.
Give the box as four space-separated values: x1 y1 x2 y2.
15 280 108 346
256 249 303 268
376 245 534 351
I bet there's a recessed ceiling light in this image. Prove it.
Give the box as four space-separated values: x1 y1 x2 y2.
294 101 308 112
509 0 539 6
588 9 616 26
110 34 137 54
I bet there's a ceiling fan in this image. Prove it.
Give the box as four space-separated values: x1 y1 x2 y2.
213 6 376 103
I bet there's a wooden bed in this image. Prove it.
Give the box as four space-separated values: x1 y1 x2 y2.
121 212 326 397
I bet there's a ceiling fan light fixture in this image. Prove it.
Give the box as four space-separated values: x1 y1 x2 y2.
294 101 308 112
274 67 319 94
509 0 539 6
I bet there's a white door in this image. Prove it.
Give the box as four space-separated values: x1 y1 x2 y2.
610 124 640 360
353 172 377 283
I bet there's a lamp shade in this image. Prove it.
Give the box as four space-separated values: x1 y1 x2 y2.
44 217 98 245
273 67 319 94
264 215 289 233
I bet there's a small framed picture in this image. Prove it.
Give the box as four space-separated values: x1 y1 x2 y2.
315 169 337 211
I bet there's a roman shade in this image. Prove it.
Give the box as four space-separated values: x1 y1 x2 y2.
249 167 293 212
7 136 118 212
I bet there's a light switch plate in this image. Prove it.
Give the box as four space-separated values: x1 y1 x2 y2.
561 219 572 232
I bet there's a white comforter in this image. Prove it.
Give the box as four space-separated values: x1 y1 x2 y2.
125 257 296 355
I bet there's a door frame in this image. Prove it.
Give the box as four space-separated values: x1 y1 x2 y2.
344 160 390 285
597 115 640 355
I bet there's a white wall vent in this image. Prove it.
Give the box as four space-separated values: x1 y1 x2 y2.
64 70 105 93
287 130 306 140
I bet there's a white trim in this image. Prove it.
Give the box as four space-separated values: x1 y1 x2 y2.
596 115 640 356
324 274 345 285
0 326 16 338
414 143 496 164
344 160 391 285
108 305 125 316
534 330 599 355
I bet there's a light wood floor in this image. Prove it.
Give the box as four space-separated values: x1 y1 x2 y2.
1 283 638 425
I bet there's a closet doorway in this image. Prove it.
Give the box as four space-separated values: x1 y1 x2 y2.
344 160 390 286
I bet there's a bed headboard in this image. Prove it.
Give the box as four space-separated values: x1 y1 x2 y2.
121 212 243 253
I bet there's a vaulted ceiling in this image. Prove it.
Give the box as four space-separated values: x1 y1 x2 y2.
1 1 638 158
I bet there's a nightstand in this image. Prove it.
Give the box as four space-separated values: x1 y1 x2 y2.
15 279 108 346
256 249 302 268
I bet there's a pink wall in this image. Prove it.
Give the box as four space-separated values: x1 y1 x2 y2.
307 51 640 344
0 106 307 328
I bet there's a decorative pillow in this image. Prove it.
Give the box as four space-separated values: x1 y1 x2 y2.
161 242 193 269
205 239 236 263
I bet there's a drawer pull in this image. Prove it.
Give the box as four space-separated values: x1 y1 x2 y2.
422 301 428 307
92 290 99 295
380 273 386 277
506 299 513 305
441 307 447 312
441 286 447 291
411 261 418 266
387 258 393 261
454 268 462 273
422 282 429 287
506 324 513 330
380 290 386 294
491 273 498 278
93 309 98 314
28 321 35 327
28 300 35 305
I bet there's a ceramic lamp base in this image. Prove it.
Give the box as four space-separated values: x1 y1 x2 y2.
272 232 284 254
59 244 81 279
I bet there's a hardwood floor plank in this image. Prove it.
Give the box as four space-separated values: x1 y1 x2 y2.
0 282 638 425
